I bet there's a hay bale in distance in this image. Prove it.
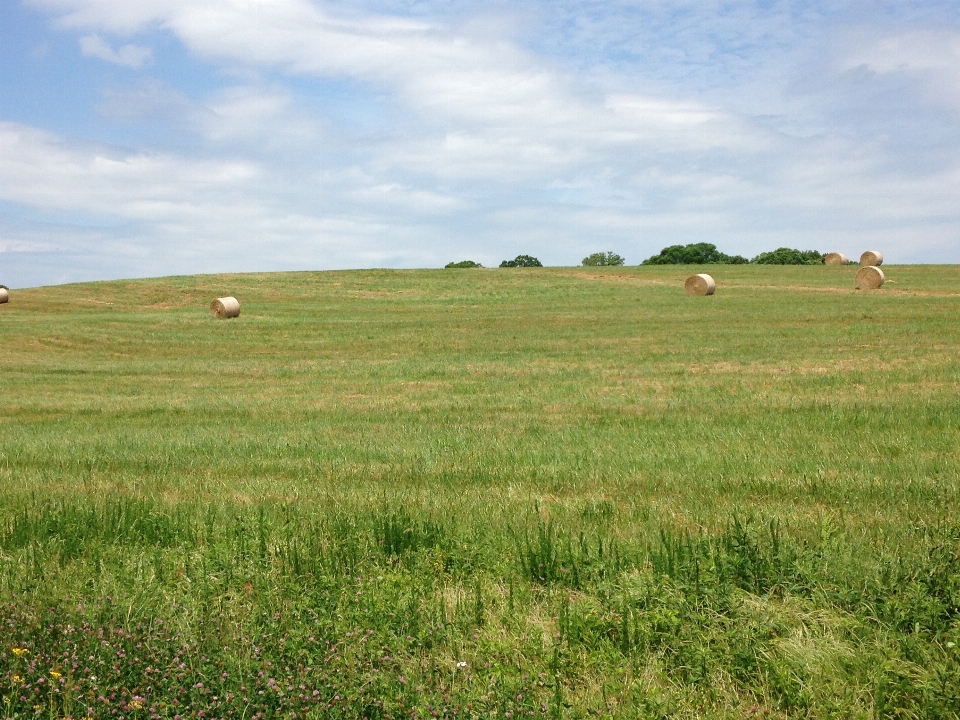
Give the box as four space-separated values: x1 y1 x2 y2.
684 273 716 296
860 250 883 266
824 252 847 266
210 296 241 318
0 288 8 304
855 266 885 290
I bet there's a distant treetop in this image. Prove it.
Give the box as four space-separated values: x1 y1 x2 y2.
445 260 483 268
640 243 825 265
582 251 625 266
500 255 543 268
751 248 824 265
641 243 748 265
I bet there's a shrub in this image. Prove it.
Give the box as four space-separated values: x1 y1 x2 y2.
641 243 748 265
751 248 824 265
582 252 625 267
445 260 482 268
500 255 543 268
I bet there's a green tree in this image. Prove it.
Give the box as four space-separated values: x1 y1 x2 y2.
444 260 483 268
750 248 824 265
500 255 543 268
641 243 748 265
581 252 625 266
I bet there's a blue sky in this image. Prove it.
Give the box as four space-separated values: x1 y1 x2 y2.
2 0 960 286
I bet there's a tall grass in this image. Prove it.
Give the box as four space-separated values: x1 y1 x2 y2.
1 265 959 716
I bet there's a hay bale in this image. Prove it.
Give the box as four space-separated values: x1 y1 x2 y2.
0 288 7 304
824 252 847 266
860 250 883 266
684 273 716 296
855 266 885 290
210 296 240 318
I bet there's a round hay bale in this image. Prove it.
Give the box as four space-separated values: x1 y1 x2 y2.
0 288 8 304
855 266 885 290
684 273 716 296
860 250 883 266
824 252 847 266
210 296 240 318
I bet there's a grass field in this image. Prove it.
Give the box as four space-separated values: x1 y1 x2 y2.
1 264 959 718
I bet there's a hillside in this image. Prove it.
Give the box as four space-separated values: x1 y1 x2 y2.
1 265 959 717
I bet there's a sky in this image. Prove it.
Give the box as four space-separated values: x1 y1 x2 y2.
2 0 960 287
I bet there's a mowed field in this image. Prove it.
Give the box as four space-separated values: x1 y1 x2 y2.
1 265 959 718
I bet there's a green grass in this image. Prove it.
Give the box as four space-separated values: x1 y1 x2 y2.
1 265 959 718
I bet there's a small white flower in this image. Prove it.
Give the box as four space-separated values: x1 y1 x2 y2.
456 661 467 669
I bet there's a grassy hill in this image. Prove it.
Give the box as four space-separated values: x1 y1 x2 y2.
1 265 959 717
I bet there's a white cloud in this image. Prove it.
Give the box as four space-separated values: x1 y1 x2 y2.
200 86 326 152
0 238 64 254
347 183 467 213
0 122 257 218
837 28 960 113
0 120 467 281
840 28 960 75
79 34 152 68
97 79 202 123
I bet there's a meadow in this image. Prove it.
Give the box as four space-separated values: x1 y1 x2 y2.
1 264 959 718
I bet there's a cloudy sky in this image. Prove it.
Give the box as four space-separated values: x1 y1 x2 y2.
2 0 960 286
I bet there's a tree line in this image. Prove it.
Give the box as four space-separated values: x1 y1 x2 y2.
446 244 827 269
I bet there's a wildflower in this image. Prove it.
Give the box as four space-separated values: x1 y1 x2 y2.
12 674 23 683
11 647 29 656
50 670 63 679
456 661 467 669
